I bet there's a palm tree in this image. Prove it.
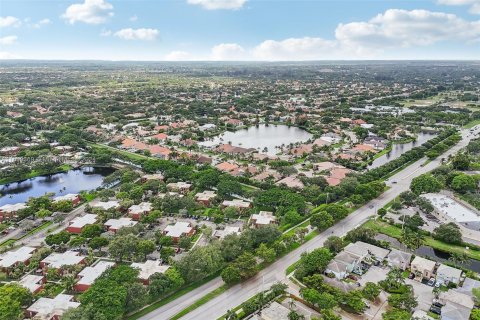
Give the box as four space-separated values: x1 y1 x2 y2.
62 275 76 293
449 252 469 267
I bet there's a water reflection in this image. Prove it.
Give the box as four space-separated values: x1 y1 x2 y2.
368 132 437 169
0 167 114 206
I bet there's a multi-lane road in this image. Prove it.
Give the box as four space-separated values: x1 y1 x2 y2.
138 125 479 320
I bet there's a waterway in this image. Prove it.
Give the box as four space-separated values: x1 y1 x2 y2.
368 132 437 169
0 167 114 206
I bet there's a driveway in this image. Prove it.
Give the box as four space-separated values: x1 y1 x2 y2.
358 266 388 287
405 278 434 312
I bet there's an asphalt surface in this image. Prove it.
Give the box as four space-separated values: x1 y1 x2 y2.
128 126 478 320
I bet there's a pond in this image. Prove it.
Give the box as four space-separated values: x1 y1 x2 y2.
376 234 480 273
368 132 437 169
0 167 115 206
199 124 313 156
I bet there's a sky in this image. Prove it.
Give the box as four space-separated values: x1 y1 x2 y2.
0 0 479 60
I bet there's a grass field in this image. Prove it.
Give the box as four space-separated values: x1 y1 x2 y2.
464 119 480 129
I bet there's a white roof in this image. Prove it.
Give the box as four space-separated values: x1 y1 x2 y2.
131 260 170 280
344 241 390 260
411 256 436 271
41 251 85 269
18 274 44 293
27 294 80 319
164 222 193 238
195 190 217 201
213 226 241 239
69 214 97 229
91 200 120 210
77 261 115 286
222 199 251 208
0 202 27 213
105 217 137 230
422 193 480 223
129 202 152 214
53 193 79 202
167 182 192 190
0 246 36 268
437 264 463 279
251 211 276 225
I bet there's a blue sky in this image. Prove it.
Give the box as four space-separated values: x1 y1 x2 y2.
0 0 479 60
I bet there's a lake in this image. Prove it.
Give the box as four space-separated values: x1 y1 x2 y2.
368 132 437 169
199 124 313 155
0 167 115 206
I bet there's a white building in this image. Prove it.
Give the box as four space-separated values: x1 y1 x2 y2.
251 211 277 227
163 221 194 240
222 199 252 209
27 294 80 319
91 200 120 211
76 261 115 291
0 246 36 270
104 217 137 233
41 250 85 270
213 226 241 239
131 260 170 284
436 264 463 285
18 274 45 293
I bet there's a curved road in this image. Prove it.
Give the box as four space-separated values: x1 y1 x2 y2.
138 126 479 320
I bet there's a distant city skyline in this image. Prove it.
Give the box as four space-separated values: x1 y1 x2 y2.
1 0 480 60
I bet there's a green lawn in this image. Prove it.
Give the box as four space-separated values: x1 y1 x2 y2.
463 119 480 129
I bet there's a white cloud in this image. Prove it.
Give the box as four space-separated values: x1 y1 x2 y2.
335 9 480 52
0 16 21 28
187 0 247 10
114 28 159 41
0 36 18 45
437 0 480 14
62 0 113 24
211 43 246 60
253 37 338 60
32 18 51 29
164 51 193 61
129 15 138 22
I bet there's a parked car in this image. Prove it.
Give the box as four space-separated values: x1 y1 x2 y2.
408 273 415 279
429 305 442 315
427 278 435 286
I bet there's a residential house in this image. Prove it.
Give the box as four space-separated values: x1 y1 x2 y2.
410 256 436 280
40 251 86 274
275 176 305 189
66 214 98 234
104 217 137 233
326 251 362 279
163 222 195 242
436 264 463 285
343 241 390 264
439 290 474 320
213 226 241 239
91 200 120 211
195 190 217 206
128 202 153 220
166 182 192 193
386 248 412 270
52 193 81 206
0 202 28 222
18 274 46 294
131 260 170 285
222 199 252 210
251 211 277 228
26 294 80 320
0 246 36 273
215 161 239 173
141 173 164 183
75 261 115 292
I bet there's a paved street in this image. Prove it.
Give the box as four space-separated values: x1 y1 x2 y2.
136 126 479 320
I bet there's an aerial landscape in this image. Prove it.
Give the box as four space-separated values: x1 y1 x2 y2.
0 1 480 320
